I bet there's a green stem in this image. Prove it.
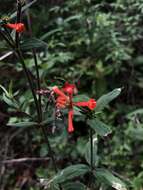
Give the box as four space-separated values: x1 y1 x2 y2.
90 128 93 170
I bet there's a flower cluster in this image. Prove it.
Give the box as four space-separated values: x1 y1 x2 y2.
52 82 96 133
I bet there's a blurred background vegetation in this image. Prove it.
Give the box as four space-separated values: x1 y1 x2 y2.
0 0 143 189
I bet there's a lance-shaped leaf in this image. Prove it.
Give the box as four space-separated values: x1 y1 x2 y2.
53 164 90 184
20 38 47 50
95 88 121 112
87 118 111 137
0 84 9 96
3 94 19 109
7 121 37 127
94 168 127 190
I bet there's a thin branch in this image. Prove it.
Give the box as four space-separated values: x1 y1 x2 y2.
15 0 22 48
0 51 13 61
0 157 50 165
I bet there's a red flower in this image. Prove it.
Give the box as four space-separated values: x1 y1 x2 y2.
5 23 25 33
52 86 67 99
62 82 77 95
52 83 96 133
68 109 74 133
74 99 96 110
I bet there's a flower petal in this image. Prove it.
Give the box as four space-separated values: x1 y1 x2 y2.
88 99 96 110
56 96 69 108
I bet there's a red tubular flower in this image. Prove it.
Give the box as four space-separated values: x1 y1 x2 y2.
52 86 68 99
5 23 25 33
56 96 69 108
74 99 96 110
68 109 74 133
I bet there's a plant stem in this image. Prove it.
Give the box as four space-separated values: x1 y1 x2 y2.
90 128 93 170
16 49 41 120
15 0 22 48
25 2 42 120
16 50 61 183
15 0 41 121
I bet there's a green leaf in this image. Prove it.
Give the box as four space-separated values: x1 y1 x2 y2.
64 14 82 23
73 94 89 102
94 168 127 190
128 127 143 141
3 94 18 109
95 88 121 112
20 38 47 50
53 164 90 184
0 84 9 97
73 106 82 116
62 182 86 190
40 143 48 157
7 121 37 127
40 28 62 40
126 109 143 119
87 119 111 137
85 135 99 166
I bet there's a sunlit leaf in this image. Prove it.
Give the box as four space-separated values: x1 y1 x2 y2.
0 84 9 97
95 88 122 112
94 168 127 190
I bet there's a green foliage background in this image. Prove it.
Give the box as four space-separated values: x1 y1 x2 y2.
0 0 143 189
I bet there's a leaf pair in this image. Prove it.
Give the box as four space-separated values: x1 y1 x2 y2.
51 164 127 190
